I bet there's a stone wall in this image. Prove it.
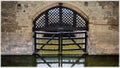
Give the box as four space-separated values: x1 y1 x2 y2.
1 1 119 55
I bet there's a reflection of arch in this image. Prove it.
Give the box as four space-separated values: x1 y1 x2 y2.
33 3 88 31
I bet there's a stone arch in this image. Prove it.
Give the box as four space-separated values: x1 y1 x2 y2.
32 2 89 54
32 2 89 21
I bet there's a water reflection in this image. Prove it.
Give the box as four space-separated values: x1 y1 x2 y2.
1 55 119 67
36 54 85 67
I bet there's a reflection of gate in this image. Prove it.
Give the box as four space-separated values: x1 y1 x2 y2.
36 54 85 67
33 3 88 55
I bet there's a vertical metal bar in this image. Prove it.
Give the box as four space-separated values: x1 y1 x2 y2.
73 12 76 27
45 11 48 27
33 19 36 54
34 32 37 54
58 33 60 55
86 20 89 31
58 55 60 67
61 33 63 55
58 54 62 67
58 5 62 55
85 32 87 53
58 32 62 55
59 6 62 26
60 55 62 67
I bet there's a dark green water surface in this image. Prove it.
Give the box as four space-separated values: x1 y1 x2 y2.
1 55 119 67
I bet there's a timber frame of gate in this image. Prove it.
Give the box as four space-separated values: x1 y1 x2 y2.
33 3 88 55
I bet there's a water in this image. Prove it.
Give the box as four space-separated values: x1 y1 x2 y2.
1 55 119 67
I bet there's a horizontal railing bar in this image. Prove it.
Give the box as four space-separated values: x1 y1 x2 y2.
37 62 84 64
36 54 85 58
37 49 58 51
63 43 85 45
36 56 84 58
62 43 85 46
37 43 58 45
35 31 86 34
36 37 85 40
62 48 84 51
37 48 84 51
36 43 85 45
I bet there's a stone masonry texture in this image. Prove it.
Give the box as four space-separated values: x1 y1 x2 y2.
1 1 119 55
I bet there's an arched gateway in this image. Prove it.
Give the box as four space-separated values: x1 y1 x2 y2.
33 3 88 55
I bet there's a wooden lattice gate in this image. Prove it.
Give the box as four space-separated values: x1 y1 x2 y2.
33 3 88 55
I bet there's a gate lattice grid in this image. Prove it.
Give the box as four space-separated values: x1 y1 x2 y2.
33 3 88 55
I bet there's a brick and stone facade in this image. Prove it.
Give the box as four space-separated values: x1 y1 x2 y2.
1 1 119 55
